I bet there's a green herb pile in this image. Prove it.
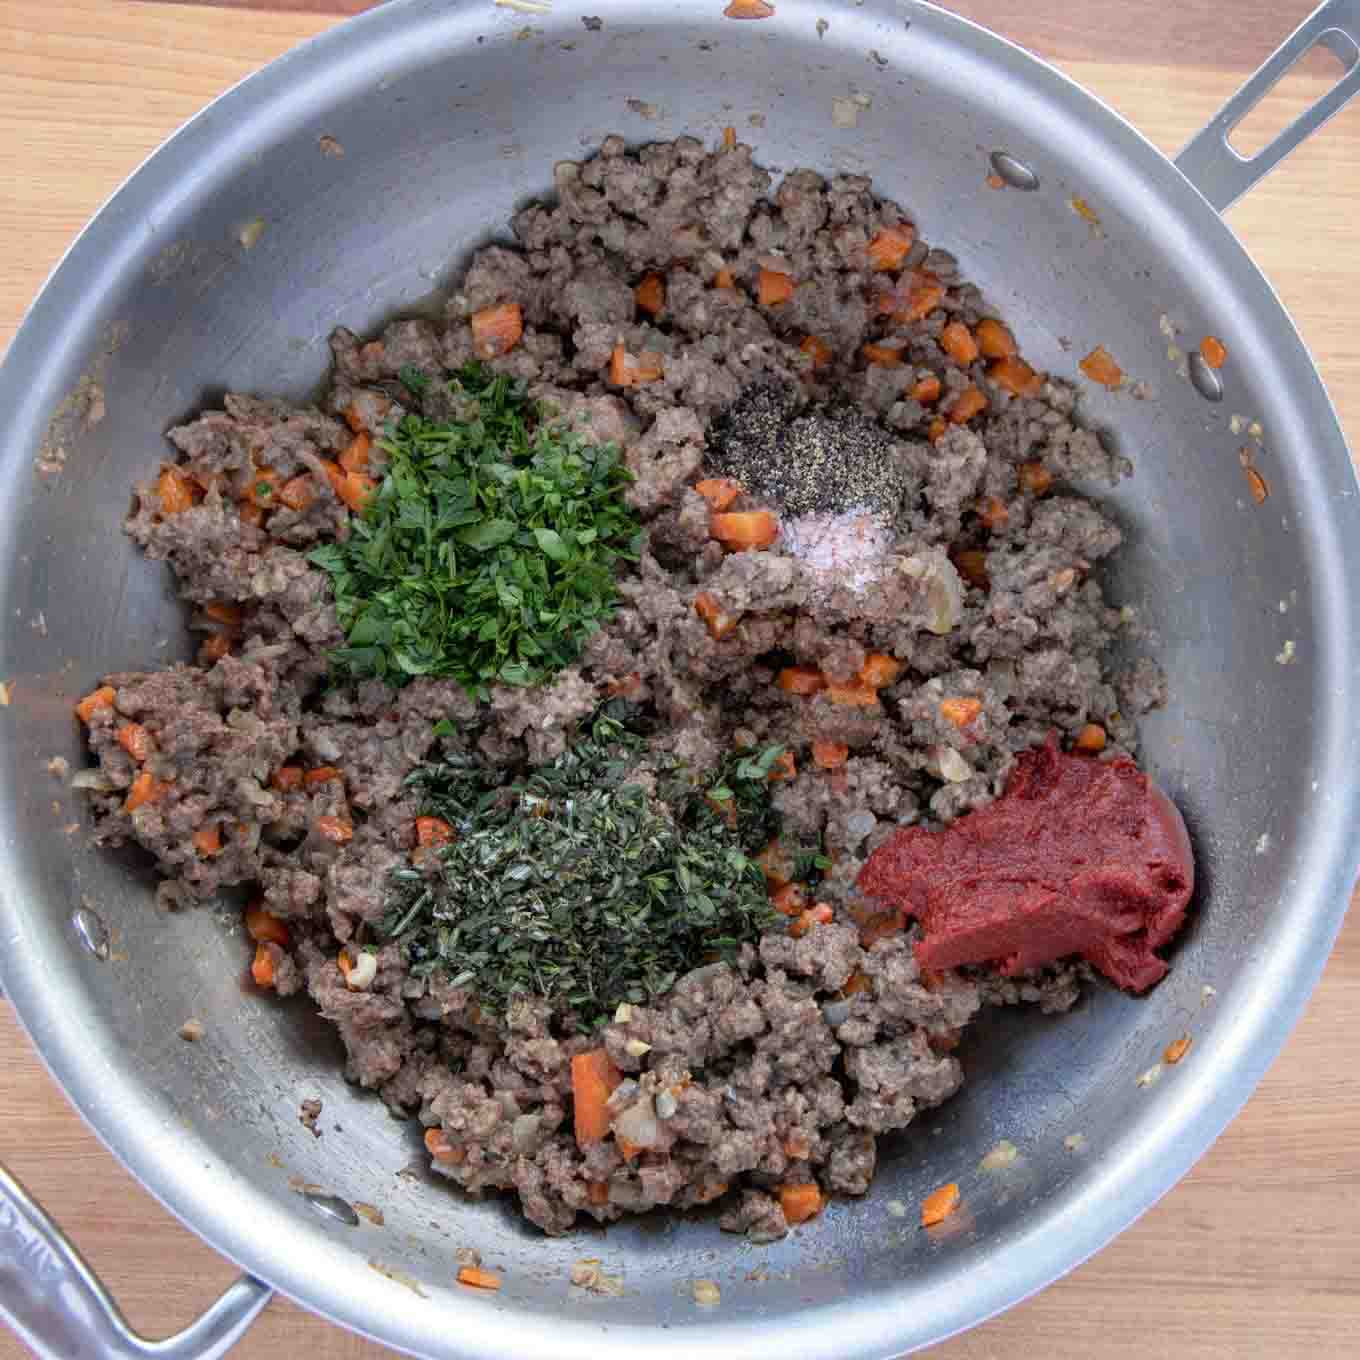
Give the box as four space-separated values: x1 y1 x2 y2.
381 715 789 1027
310 365 640 696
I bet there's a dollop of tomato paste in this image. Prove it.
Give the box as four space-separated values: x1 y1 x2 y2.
857 735 1194 992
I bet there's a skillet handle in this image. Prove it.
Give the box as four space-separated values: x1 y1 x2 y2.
0 1161 273 1360
1175 0 1360 211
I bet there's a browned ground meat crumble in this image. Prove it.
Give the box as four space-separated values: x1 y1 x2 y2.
79 135 1163 1241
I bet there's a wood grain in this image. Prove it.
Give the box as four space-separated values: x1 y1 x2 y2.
2 3 1359 1358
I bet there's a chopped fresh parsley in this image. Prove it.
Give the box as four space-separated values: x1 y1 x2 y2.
309 364 639 696
398 365 430 393
381 716 784 1027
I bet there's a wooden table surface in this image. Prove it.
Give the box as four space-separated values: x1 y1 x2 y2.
3 2 1359 1357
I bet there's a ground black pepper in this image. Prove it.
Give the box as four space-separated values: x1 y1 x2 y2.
706 382 908 517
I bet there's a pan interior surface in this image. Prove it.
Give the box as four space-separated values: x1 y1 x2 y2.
0 2 1356 1357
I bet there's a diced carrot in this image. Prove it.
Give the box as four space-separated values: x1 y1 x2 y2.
941 321 979 365
859 653 902 689
315 815 353 844
193 824 222 857
767 751 797 782
799 334 833 370
238 502 265 528
339 431 371 473
75 686 117 724
424 1127 464 1163
244 467 280 510
124 770 166 812
975 318 1018 358
116 722 153 762
609 344 664 387
776 666 825 696
694 591 739 640
571 1049 623 1147
470 301 523 359
694 478 743 511
952 548 989 590
757 269 796 307
989 355 1044 398
1074 723 1107 754
245 903 290 946
251 942 276 989
949 384 988 423
456 1267 502 1291
783 1131 811 1159
278 475 317 513
790 901 834 938
976 496 1009 531
866 224 915 272
940 697 983 728
157 467 197 514
927 416 948 443
880 271 944 322
755 838 796 888
304 765 343 789
724 0 775 16
198 634 231 664
710 510 779 550
616 1136 646 1162
922 1182 961 1227
722 125 737 151
770 882 808 916
779 1183 824 1225
1200 335 1227 369
812 739 848 769
337 949 353 983
203 601 242 628
862 342 906 367
986 172 1006 190
1164 1034 1193 1065
911 374 941 403
320 459 375 513
1079 344 1123 388
810 902 834 925
842 968 872 996
825 679 880 707
587 1181 610 1206
271 766 304 792
1017 461 1053 496
343 403 366 434
415 815 454 848
635 272 666 316
713 268 736 290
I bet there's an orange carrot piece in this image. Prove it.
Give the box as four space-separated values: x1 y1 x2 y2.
424 1127 464 1163
940 697 983 728
75 686 117 724
571 1049 623 1147
694 591 739 640
193 824 223 857
271 765 304 792
882 271 945 322
157 467 197 514
616 1135 646 1162
694 478 743 511
245 903 290 946
456 1267 502 1291
587 1181 610 1206
203 601 242 628
755 838 796 888
812 739 848 769
711 510 779 550
635 272 666 316
339 431 371 473
278 475 317 512
859 653 902 689
251 942 276 989
240 501 265 527
776 665 825 696
1074 723 1107 754
842 968 872 996
198 634 231 664
780 1182 824 1225
757 269 796 306
1164 1034 1193 1065
721 125 737 151
866 224 915 272
949 384 988 424
1200 335 1227 369
315 815 353 845
952 548 989 590
767 751 797 783
862 342 906 367
343 403 366 434
911 374 942 403
713 268 736 290
940 321 979 365
799 334 833 370
303 765 343 789
927 416 948 443
124 769 166 812
609 344 664 387
116 722 153 762
975 318 1018 358
724 0 775 16
976 495 1009 531
1079 344 1123 388
1017 461 1053 496
989 355 1044 398
770 882 808 917
922 1182 961 1227
470 301 523 359
244 467 279 510
825 679 881 707
320 460 374 513
415 815 453 848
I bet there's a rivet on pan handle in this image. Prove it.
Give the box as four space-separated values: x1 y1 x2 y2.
1175 0 1360 212
0 1161 273 1360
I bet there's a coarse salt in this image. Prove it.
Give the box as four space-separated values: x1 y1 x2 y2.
781 508 893 593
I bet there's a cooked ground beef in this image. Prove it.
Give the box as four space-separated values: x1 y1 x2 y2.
77 135 1164 1240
